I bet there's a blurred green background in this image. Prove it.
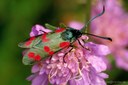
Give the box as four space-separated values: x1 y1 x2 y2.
0 0 128 85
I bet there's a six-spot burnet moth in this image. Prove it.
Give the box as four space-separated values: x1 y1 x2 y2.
18 5 112 65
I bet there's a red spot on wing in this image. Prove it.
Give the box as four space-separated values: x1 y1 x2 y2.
49 51 54 56
42 33 47 39
28 52 41 61
42 33 49 42
25 37 35 46
28 52 35 58
59 42 70 48
44 45 55 56
34 55 41 61
44 46 50 52
43 39 49 42
25 41 31 46
30 37 35 41
55 28 65 33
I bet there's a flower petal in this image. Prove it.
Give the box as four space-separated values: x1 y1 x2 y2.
31 64 40 73
30 24 52 37
87 55 107 72
116 50 128 70
68 21 84 30
85 42 110 56
31 73 48 85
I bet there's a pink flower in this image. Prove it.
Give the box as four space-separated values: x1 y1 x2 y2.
26 24 110 85
30 24 52 37
91 0 128 70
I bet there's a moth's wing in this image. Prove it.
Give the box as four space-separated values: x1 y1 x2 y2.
45 23 57 31
22 48 46 65
18 35 42 48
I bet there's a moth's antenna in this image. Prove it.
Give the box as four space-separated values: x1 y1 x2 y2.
81 5 105 31
80 1 111 41
83 33 112 41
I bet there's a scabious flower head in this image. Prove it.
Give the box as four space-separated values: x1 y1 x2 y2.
25 24 110 85
91 0 128 70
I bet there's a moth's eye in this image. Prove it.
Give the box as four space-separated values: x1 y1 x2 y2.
66 31 72 38
66 31 71 35
61 31 73 40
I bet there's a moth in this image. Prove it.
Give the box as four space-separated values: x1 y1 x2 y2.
18 6 112 65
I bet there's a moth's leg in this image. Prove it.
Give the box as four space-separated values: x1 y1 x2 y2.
77 39 90 50
77 39 84 48
63 45 74 63
49 55 53 63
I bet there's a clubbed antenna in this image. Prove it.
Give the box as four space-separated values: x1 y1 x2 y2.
83 33 112 41
81 5 105 31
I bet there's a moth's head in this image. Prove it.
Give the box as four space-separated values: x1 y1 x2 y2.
61 27 82 41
